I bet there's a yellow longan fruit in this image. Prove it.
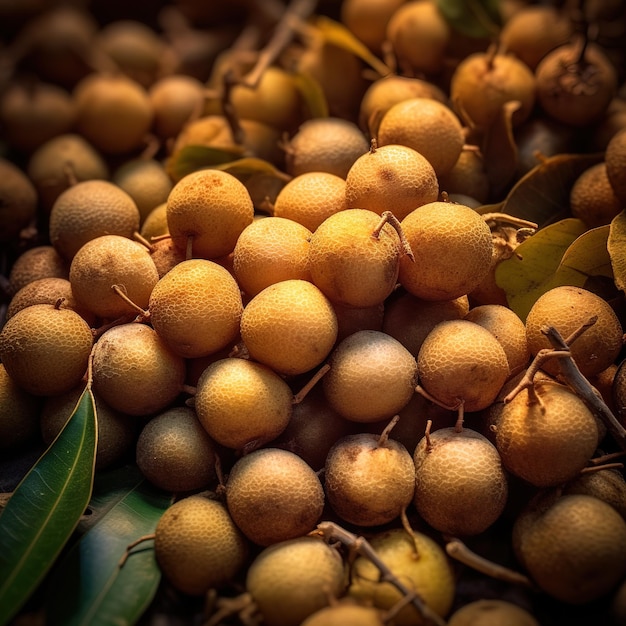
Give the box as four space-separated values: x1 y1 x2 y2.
377 98 465 177
154 495 248 595
91 322 186 416
140 202 169 241
148 259 243 359
399 201 493 301
225 447 325 546
447 599 540 626
49 179 141 260
341 0 406 54
194 357 293 451
0 303 93 396
525 285 623 378
302 603 385 626
240 279 338 376
417 319 510 413
166 168 254 259
232 217 312 297
272 172 347 233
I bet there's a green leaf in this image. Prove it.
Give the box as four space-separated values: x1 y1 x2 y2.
213 157 291 183
166 145 245 182
45 466 172 626
0 387 97 626
608 210 626 293
292 71 329 119
436 0 501 38
495 218 588 321
310 15 392 77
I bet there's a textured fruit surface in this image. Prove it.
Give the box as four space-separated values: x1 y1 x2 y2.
447 599 540 626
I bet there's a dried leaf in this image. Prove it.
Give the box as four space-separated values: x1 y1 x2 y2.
608 210 626 293
166 145 245 182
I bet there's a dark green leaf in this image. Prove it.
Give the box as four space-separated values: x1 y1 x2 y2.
495 218 588 321
0 387 97 625
45 466 172 626
166 145 245 182
608 210 626 293
436 0 501 38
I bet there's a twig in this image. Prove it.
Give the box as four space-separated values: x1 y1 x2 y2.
292 363 330 404
315 521 447 626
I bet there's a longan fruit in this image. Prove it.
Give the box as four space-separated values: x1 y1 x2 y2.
139 202 169 241
166 168 254 259
148 238 187 278
49 179 141 260
148 258 243 359
135 406 216 492
333 301 385 342
154 495 248 596
570 162 623 228
284 117 369 179
340 0 406 54
308 208 403 308
240 279 338 376
450 49 536 129
413 427 508 536
488 377 599 487
398 201 493 301
69 234 159 320
246 537 346 626
377 97 465 177
323 330 418 422
447 599 540 626
0 303 93 396
0 363 41 449
438 147 490 205
91 322 186 417
302 602 385 626
73 73 153 155
41 385 137 470
525 285 623 378
535 40 618 127
417 319 510 413
513 493 626 604
564 466 626 519
0 158 38 243
7 246 69 296
26 133 109 212
324 431 415 527
386 0 451 76
194 357 293 451
606 128 626 204
272 172 348 233
225 447 324 546
345 144 439 221
232 217 312 297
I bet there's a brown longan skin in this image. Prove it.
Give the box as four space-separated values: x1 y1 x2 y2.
606 128 626 204
0 158 38 243
447 599 540 626
570 162 623 229
0 363 41 449
7 246 69 297
225 448 325 546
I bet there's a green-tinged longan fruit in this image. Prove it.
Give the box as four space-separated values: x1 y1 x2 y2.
302 602 385 626
308 208 404 308
225 448 324 546
69 235 159 320
246 537 346 626
323 330 418 422
417 319 510 412
112 158 173 224
345 144 439 221
240 279 338 376
570 162 623 228
525 285 623 378
513 493 626 604
148 259 242 359
136 406 216 492
324 431 415 526
0 304 93 396
465 304 530 376
606 128 626 204
285 117 369 179
73 73 153 155
377 98 465 177
348 528 455 625
413 427 508 536
26 133 109 212
0 363 41 449
194 358 292 451
154 495 248 596
166 168 254 259
91 323 186 416
0 158 38 243
41 385 136 470
49 180 141 260
399 201 493 301
140 202 169 241
232 217 312 297
488 378 599 487
7 246 69 297
447 599 540 626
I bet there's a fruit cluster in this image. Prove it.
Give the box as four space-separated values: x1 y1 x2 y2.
1 0 626 625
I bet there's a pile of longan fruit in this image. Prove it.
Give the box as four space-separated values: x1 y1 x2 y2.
2 0 626 624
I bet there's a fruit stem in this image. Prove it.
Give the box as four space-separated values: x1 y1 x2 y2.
589 450 626 466
415 385 460 412
314 521 448 626
118 534 156 568
377 415 399 448
111 285 150 319
424 419 433 453
204 591 256 626
185 234 194 260
580 461 624 474
292 363 331 404
444 536 534 588
481 213 538 231
133 231 156 253
372 211 414 261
